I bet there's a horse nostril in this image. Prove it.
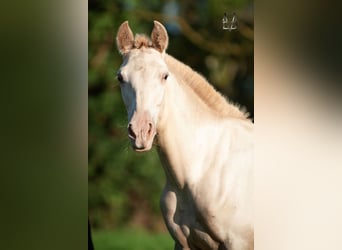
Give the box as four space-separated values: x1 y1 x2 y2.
128 124 136 139
147 122 153 136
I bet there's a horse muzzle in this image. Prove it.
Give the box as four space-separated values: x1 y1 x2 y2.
127 111 156 152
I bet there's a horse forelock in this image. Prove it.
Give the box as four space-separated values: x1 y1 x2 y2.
133 34 152 49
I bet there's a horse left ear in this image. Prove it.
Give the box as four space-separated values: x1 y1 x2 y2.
151 21 169 54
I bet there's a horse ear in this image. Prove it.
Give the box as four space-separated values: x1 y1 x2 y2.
151 21 169 54
116 21 134 55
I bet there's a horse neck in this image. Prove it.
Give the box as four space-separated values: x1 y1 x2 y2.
156 76 218 188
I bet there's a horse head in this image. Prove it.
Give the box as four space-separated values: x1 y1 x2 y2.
116 21 169 152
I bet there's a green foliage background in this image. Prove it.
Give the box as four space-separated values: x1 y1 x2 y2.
89 0 253 232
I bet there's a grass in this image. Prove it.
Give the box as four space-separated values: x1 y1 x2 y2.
92 228 173 250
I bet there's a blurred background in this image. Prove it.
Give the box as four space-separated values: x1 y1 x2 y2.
89 0 253 249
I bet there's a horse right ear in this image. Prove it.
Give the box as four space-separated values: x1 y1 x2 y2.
116 21 134 55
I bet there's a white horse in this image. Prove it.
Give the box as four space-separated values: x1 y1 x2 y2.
116 21 253 250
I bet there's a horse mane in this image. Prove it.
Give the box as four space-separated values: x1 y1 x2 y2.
132 34 249 119
165 55 249 119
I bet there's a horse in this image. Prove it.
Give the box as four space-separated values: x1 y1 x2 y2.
115 20 253 250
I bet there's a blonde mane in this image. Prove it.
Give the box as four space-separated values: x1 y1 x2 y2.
133 34 249 119
165 55 248 119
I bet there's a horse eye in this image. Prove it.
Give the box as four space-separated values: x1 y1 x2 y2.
162 73 169 81
117 73 124 83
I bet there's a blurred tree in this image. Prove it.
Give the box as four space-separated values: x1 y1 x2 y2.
89 0 253 231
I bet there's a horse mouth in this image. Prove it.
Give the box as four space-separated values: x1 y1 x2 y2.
133 146 151 152
129 137 154 152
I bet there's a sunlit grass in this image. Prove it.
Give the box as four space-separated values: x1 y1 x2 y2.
92 228 173 250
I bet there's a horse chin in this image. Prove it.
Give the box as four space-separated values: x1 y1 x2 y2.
130 139 153 152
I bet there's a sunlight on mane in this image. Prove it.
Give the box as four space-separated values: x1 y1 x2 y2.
165 55 249 119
